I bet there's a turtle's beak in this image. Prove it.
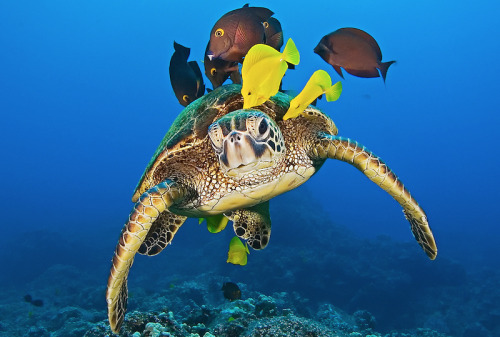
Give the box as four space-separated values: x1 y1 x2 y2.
221 131 273 175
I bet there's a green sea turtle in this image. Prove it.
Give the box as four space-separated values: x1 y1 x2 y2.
106 84 437 333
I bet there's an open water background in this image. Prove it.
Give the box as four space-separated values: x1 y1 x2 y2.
1 1 499 335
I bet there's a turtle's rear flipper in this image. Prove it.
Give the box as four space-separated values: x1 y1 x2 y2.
313 133 437 260
228 201 271 250
106 180 189 333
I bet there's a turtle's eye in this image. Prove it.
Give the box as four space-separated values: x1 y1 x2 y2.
258 118 268 135
250 116 270 140
182 95 189 102
215 28 224 37
210 68 217 76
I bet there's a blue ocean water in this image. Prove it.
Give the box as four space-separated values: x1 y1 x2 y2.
1 1 499 336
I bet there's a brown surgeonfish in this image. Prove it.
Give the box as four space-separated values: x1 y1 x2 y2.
221 282 242 301
314 28 395 81
207 5 274 62
204 42 240 89
169 42 205 107
263 17 283 51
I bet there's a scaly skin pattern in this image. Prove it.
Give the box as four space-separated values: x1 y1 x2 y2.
107 181 187 333
107 86 437 333
311 133 437 259
228 201 272 250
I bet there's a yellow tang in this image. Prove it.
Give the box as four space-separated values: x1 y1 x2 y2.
227 236 250 266
199 214 229 233
283 70 342 120
241 38 300 109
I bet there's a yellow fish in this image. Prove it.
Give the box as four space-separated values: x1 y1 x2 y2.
199 214 229 233
283 70 342 120
241 38 300 109
227 236 249 266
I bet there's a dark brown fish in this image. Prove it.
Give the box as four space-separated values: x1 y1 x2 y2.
32 299 44 307
204 42 240 89
169 42 205 107
229 70 242 85
24 294 44 307
221 282 241 301
314 27 395 81
207 5 273 62
263 17 283 51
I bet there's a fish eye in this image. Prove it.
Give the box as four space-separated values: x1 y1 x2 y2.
215 28 224 37
258 118 268 135
210 68 217 76
263 22 269 28
182 95 189 102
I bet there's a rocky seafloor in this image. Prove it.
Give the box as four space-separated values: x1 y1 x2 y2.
3 267 450 337
1 191 499 337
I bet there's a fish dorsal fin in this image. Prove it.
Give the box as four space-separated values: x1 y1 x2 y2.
173 41 190 59
282 38 300 65
246 7 274 21
242 43 279 74
308 70 342 102
310 69 332 90
283 70 341 120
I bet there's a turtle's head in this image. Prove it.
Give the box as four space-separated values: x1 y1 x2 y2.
208 110 285 177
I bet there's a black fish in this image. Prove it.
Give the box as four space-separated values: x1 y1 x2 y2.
24 294 44 307
204 42 240 89
32 299 44 307
314 27 395 81
207 5 273 62
221 282 241 301
169 42 205 107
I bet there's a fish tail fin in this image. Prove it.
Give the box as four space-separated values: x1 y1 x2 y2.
379 60 396 82
282 38 300 66
324 81 342 102
311 70 341 101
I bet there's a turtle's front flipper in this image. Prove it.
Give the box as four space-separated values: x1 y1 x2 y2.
106 180 189 333
228 201 271 250
313 133 437 260
138 212 187 256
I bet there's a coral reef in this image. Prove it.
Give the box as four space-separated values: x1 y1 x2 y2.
1 190 499 337
81 274 450 337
